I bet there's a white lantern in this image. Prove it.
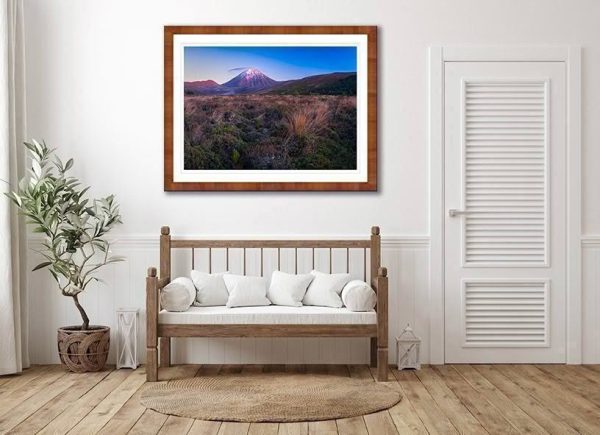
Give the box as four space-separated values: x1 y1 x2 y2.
396 324 421 370
116 308 139 369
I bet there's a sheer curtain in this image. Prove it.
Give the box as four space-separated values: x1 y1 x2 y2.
0 0 28 375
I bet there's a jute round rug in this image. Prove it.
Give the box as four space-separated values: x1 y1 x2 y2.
140 374 401 422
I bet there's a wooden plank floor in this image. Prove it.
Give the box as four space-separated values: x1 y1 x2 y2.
1 364 600 434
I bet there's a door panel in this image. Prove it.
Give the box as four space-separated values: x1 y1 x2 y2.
444 62 566 363
462 279 549 347
463 80 548 266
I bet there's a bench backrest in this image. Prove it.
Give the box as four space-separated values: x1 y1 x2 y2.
158 226 382 292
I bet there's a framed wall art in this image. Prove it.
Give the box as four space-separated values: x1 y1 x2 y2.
164 26 377 191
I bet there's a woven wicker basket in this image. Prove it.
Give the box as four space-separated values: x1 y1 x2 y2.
57 326 110 372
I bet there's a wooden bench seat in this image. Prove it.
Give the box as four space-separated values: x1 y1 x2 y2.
146 226 389 381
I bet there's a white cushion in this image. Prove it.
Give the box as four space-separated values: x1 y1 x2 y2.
267 271 314 307
302 270 351 308
159 305 376 325
160 277 196 312
191 270 229 306
341 280 377 312
223 274 270 308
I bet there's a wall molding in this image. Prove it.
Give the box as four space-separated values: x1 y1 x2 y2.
27 234 431 249
43 233 591 248
581 235 600 247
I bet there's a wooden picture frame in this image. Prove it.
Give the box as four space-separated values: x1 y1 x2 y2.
164 26 377 191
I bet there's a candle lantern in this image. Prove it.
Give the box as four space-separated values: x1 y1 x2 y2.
116 308 139 369
396 324 421 370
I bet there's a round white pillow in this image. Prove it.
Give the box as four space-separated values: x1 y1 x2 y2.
341 280 377 312
161 277 196 312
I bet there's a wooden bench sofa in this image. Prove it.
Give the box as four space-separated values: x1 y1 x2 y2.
146 226 389 381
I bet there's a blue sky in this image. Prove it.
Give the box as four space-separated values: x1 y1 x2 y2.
184 46 357 83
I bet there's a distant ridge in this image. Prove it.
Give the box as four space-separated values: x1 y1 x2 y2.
184 68 357 96
265 72 356 96
184 80 220 94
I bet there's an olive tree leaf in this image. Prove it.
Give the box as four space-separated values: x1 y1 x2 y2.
32 261 52 271
31 159 42 178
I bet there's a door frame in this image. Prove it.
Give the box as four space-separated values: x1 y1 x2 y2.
429 46 582 364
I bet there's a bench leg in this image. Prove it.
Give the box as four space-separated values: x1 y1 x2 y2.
370 337 377 368
377 348 388 381
160 337 171 368
147 347 158 381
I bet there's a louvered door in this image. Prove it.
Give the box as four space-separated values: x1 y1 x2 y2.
444 62 566 363
463 80 548 266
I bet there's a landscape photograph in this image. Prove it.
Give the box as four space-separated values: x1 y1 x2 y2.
183 46 358 171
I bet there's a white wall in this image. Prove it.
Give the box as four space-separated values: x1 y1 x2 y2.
22 0 600 363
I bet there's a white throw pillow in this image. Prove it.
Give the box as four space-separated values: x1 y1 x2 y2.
223 274 271 308
267 271 314 307
302 270 351 308
191 270 230 306
160 277 196 312
341 280 377 312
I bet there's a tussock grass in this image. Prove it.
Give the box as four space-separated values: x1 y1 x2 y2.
184 95 357 170
284 101 330 139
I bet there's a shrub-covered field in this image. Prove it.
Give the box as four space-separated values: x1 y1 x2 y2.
183 95 357 170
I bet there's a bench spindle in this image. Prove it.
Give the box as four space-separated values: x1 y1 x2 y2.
346 248 350 273
363 248 367 281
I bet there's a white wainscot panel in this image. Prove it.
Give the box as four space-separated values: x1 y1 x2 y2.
26 236 430 365
583 238 600 364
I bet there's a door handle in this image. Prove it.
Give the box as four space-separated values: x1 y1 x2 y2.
448 209 468 217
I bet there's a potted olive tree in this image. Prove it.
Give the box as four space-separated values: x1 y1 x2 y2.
6 140 124 372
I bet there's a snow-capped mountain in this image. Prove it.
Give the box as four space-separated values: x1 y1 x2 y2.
222 68 278 91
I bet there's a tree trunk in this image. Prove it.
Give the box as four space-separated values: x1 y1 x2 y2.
72 294 90 330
